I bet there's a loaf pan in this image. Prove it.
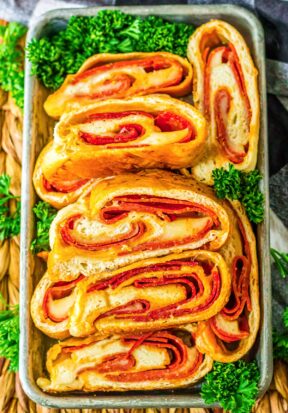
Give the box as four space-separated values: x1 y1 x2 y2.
20 4 272 409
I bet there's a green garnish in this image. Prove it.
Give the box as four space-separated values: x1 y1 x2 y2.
0 174 21 241
27 10 194 90
31 201 57 254
0 294 19 372
271 248 288 278
273 307 288 362
0 22 27 109
284 307 288 327
201 360 260 413
212 164 264 224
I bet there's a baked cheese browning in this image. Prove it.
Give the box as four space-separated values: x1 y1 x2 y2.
42 275 85 324
187 20 259 184
73 110 195 147
38 95 207 183
44 52 193 118
60 196 220 251
31 251 231 338
209 219 251 342
47 171 230 279
32 142 96 209
70 252 230 336
203 43 250 164
31 273 84 339
194 201 260 362
42 177 89 194
37 328 213 392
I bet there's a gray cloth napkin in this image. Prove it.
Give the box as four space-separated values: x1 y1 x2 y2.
270 165 288 331
0 0 114 22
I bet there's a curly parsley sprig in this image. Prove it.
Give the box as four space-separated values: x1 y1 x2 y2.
30 201 57 254
212 164 264 224
0 294 19 372
27 10 194 90
271 248 288 278
0 22 27 109
273 307 288 362
201 360 260 413
0 174 21 241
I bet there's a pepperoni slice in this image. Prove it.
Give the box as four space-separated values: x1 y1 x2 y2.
43 275 85 322
60 196 220 252
221 218 252 320
210 313 249 343
214 88 246 164
78 110 195 146
72 56 182 88
155 111 196 142
71 331 203 381
60 214 146 251
83 260 221 324
202 38 251 163
79 124 144 145
43 176 89 193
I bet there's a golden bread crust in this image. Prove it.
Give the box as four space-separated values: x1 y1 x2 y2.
33 141 96 209
187 20 259 184
32 251 231 339
37 327 213 392
47 170 230 279
39 95 207 182
194 200 260 362
44 52 193 118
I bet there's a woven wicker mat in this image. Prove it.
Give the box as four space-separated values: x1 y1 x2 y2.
0 53 287 413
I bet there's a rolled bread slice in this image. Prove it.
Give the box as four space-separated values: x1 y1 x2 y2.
44 52 192 118
47 170 230 279
31 251 231 339
37 326 213 392
33 142 96 209
194 200 260 362
38 95 207 183
187 20 259 184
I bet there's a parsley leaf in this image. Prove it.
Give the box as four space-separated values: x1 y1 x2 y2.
0 294 19 372
284 307 288 328
201 360 260 413
30 201 57 254
273 307 288 362
271 248 288 278
0 22 27 109
27 10 194 90
0 174 21 241
212 164 242 200
212 164 264 224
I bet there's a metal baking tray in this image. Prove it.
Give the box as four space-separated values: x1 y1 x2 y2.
20 4 272 409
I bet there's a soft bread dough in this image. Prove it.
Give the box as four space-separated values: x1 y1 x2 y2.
44 52 193 118
36 327 213 392
47 170 230 279
37 95 207 184
187 20 259 184
194 200 260 362
33 141 97 209
31 251 231 339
